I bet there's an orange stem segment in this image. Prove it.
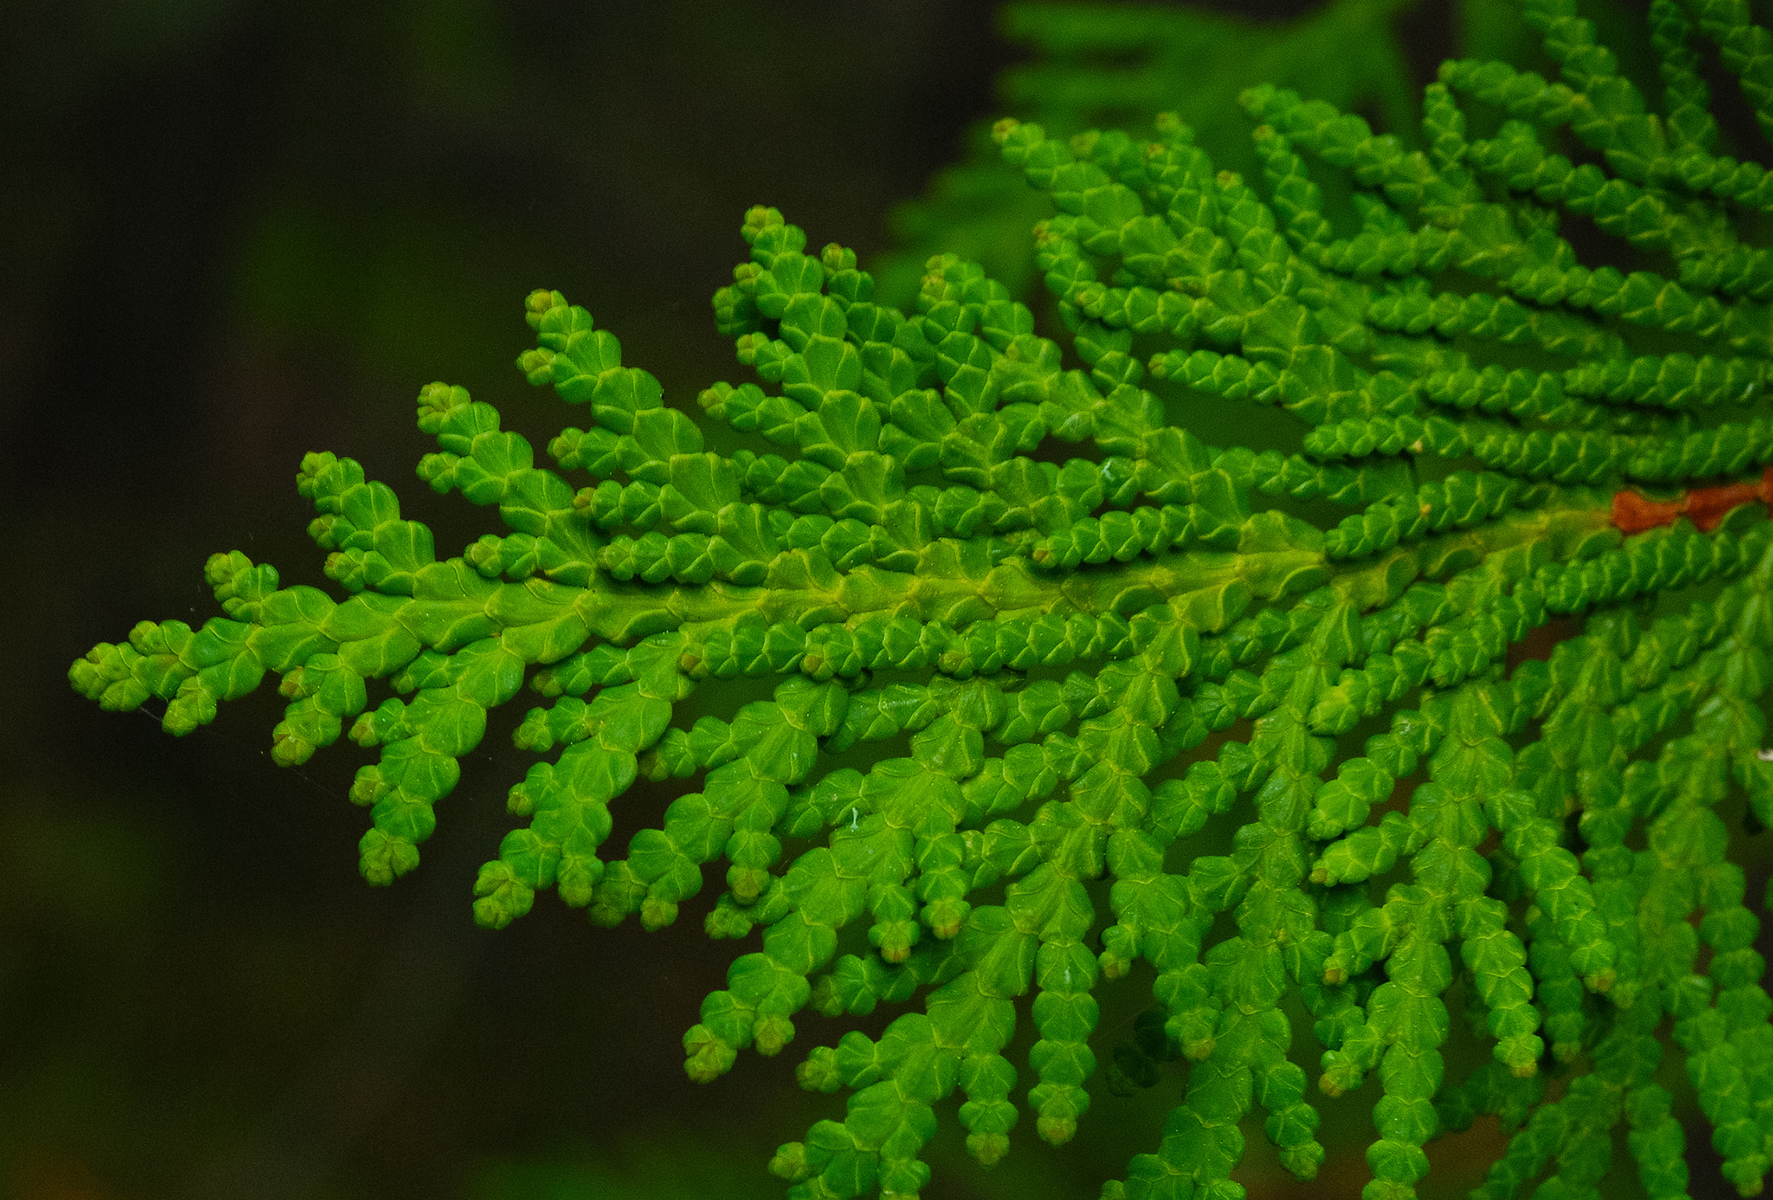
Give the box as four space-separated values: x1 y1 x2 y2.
1611 467 1773 534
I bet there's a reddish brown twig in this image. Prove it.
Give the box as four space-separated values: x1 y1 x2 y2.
1610 466 1773 534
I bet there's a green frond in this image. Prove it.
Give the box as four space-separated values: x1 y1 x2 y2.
70 2 1773 1198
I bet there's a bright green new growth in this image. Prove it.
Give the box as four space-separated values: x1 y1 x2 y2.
69 0 1773 1197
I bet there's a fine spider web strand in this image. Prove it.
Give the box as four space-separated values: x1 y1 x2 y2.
127 701 350 821
123 697 498 865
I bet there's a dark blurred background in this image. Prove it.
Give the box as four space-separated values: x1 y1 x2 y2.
0 2 1542 1198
